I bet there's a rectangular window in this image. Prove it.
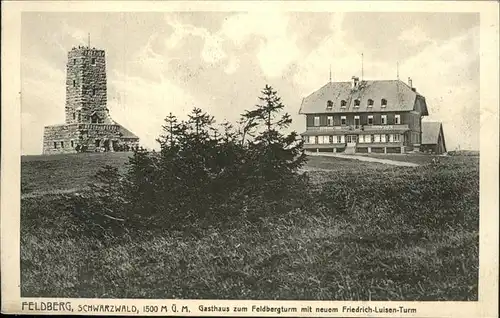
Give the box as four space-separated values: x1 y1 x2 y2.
395 114 401 124
314 116 320 127
381 134 386 143
340 135 345 143
91 58 96 65
318 136 324 144
314 136 319 144
341 116 346 126
60 141 64 148
73 59 76 65
388 134 393 143
53 142 57 149
337 135 342 143
72 112 76 120
381 115 387 125
375 134 380 143
73 80 76 87
394 134 401 142
329 135 333 144
71 140 74 148
367 115 374 125
327 116 333 126
354 116 360 127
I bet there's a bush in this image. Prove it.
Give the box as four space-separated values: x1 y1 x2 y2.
80 85 309 232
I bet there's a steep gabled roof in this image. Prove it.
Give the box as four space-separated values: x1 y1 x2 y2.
299 79 428 115
421 121 445 148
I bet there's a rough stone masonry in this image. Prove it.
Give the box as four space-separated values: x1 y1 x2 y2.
43 45 139 154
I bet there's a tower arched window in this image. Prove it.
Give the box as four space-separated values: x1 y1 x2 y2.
381 98 387 107
354 99 360 107
340 100 347 108
368 99 374 107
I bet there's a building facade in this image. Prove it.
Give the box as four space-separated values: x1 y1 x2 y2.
299 76 429 154
43 45 139 155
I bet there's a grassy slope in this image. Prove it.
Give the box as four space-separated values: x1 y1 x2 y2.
20 153 479 300
21 152 131 195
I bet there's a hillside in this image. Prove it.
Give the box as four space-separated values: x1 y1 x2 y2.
20 152 480 300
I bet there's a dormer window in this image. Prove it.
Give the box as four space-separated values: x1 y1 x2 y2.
381 98 387 107
326 100 333 110
340 100 347 108
368 99 374 107
354 99 360 107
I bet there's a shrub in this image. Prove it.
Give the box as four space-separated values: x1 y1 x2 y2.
80 86 309 232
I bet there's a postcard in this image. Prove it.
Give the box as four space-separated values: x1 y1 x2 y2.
2 1 498 317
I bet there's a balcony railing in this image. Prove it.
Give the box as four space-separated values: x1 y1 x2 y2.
306 124 409 132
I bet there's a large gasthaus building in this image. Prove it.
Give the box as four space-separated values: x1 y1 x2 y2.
299 76 446 154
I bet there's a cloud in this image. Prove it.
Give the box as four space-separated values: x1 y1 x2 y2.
398 25 433 47
224 56 240 74
107 68 200 150
161 12 301 77
220 12 300 77
21 55 66 155
401 26 480 150
20 13 480 154
164 15 227 64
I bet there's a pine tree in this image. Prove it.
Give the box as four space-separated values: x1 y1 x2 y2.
240 85 307 180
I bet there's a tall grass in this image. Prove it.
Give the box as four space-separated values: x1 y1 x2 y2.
20 155 479 300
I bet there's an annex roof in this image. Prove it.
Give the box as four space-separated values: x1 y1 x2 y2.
421 121 444 145
299 79 427 115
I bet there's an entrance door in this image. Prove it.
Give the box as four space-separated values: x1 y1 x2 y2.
104 139 110 151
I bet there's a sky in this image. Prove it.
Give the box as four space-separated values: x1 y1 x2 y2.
21 12 479 155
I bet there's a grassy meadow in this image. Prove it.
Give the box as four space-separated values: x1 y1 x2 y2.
20 152 479 300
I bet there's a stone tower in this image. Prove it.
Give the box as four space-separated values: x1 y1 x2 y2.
65 47 113 125
43 44 139 155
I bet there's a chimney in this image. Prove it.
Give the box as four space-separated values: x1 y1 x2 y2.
408 77 416 92
351 76 359 89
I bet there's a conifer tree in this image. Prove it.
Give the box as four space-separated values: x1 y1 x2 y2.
240 84 307 180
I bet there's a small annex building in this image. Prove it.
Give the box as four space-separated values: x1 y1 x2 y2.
420 121 447 154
